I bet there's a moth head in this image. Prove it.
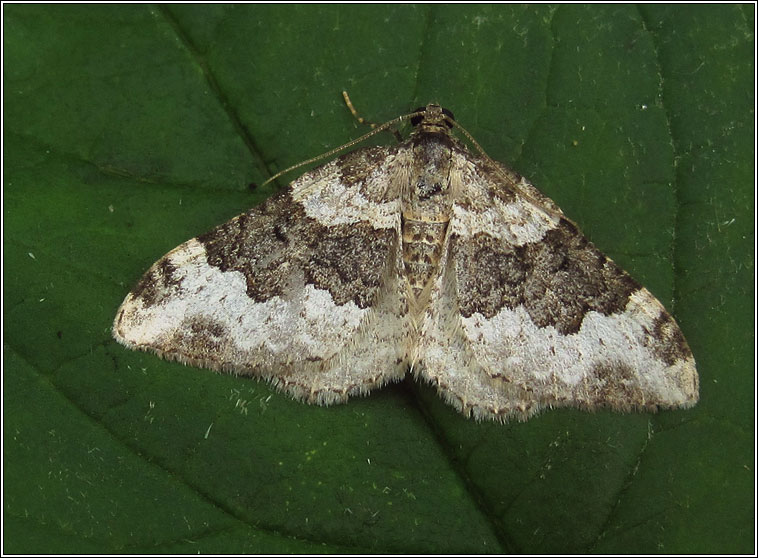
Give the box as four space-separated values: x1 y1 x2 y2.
410 104 456 132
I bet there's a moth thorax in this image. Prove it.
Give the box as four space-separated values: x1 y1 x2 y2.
401 136 454 303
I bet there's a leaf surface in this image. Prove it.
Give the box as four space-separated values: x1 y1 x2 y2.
3 4 753 553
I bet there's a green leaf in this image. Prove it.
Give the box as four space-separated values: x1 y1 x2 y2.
4 4 753 553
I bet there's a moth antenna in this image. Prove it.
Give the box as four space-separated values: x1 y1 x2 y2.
445 114 570 224
444 116 490 160
343 91 404 141
262 100 422 188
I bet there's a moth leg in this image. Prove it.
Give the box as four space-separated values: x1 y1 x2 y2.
342 90 404 142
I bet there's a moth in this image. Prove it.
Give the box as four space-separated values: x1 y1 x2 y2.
113 101 698 421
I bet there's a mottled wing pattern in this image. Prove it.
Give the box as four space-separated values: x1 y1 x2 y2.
114 101 699 422
417 149 699 421
114 145 413 405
